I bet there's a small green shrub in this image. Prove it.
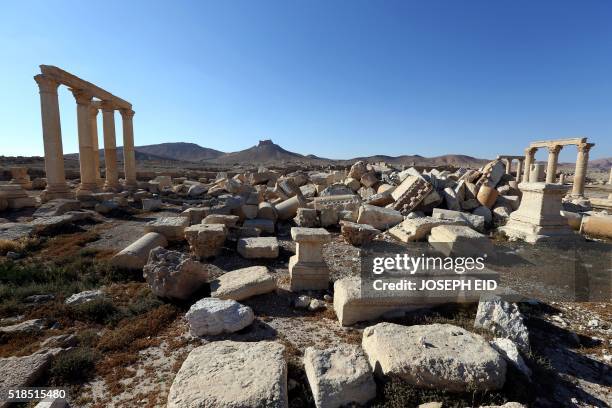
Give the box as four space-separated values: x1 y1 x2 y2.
48 347 100 384
71 298 120 325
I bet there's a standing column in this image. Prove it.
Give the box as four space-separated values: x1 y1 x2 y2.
515 159 523 183
34 74 71 201
608 167 612 185
523 147 536 183
101 101 119 191
120 109 137 189
572 143 594 197
72 89 98 196
545 144 562 183
504 158 511 174
89 106 102 187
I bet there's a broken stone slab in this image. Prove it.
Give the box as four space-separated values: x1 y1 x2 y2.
490 338 531 379
357 186 375 200
443 187 461 211
474 295 530 352
144 216 189 241
363 191 395 207
360 172 379 188
362 322 506 392
294 208 320 227
300 183 317 198
348 161 368 180
344 177 361 192
201 214 239 227
472 206 493 224
0 318 47 334
185 298 254 336
167 341 287 408
391 176 433 215
0 222 34 240
243 218 276 234
313 195 361 214
340 221 380 246
142 198 162 211
492 206 511 226
428 225 494 257
184 223 227 259
320 183 355 197
304 344 376 408
143 247 209 300
388 216 463 243
432 208 485 232
237 237 279 259
33 199 81 218
111 232 168 269
478 160 506 187
356 204 403 230
211 266 277 301
65 289 104 306
0 351 56 407
289 227 331 291
29 211 98 234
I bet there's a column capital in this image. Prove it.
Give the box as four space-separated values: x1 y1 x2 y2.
547 144 563 154
34 74 59 94
71 88 94 105
100 100 115 112
120 109 135 120
577 143 594 153
525 147 537 156
88 105 99 118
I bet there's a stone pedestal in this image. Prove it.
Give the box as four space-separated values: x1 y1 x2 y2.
9 167 32 190
0 185 37 209
289 227 331 291
499 182 575 243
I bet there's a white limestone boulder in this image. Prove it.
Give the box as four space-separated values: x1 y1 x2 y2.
167 341 287 408
490 338 531 379
475 295 530 352
356 204 403 230
340 221 380 246
304 344 376 408
65 289 104 306
110 232 168 270
362 322 506 392
184 223 227 259
185 298 254 336
210 265 277 301
237 237 279 259
388 216 462 243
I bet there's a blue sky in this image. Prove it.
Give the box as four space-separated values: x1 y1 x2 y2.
1 0 610 162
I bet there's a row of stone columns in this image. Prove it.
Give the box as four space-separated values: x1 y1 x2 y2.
522 142 593 197
499 156 525 183
34 74 137 201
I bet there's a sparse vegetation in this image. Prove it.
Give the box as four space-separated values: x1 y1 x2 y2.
49 347 100 384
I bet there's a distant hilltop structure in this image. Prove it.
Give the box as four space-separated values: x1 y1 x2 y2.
258 139 274 146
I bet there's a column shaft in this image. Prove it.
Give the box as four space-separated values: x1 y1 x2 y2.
89 107 102 186
572 143 593 197
523 148 536 183
34 75 70 200
545 145 562 183
72 89 97 195
120 109 137 188
504 159 511 174
101 102 120 191
515 159 523 183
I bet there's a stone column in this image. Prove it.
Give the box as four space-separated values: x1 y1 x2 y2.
559 173 565 184
571 143 594 197
515 159 523 183
545 144 562 183
89 106 102 187
523 147 536 183
289 227 331 291
504 158 511 174
120 109 137 189
101 101 120 191
34 74 71 201
608 168 612 185
72 89 98 196
529 163 545 182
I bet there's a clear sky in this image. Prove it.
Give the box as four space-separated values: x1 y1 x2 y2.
1 0 610 162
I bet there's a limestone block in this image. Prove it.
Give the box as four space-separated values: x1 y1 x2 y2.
294 208 319 227
304 344 376 408
142 198 162 211
344 177 361 192
388 216 462 243
257 201 278 221
33 199 80 218
580 214 612 239
145 216 189 241
495 195 520 211
0 185 36 209
185 298 254 336
428 225 494 257
111 232 168 269
348 161 368 180
473 206 493 224
237 237 279 258
356 204 402 230
200 214 238 228
443 187 461 211
319 208 339 227
184 223 227 259
492 206 511 226
244 218 276 234
300 183 317 198
363 191 395 207
360 172 379 188
390 176 433 215
432 208 485 232
0 352 55 401
320 183 354 197
181 207 209 225
357 186 375 200
289 227 331 291
362 323 506 392
167 341 287 408
313 195 361 213
340 221 380 246
211 266 277 301
560 210 582 230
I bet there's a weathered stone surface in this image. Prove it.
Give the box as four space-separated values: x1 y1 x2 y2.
257 201 278 221
492 206 511 226
244 218 276 234
143 247 209 300
304 344 376 408
0 351 55 405
344 177 361 192
340 221 380 246
65 289 104 306
294 208 320 227
201 214 239 227
479 160 506 187
490 338 531 379
184 223 227 259
388 216 460 243
477 184 500 209
362 323 506 392
313 195 361 213
168 341 287 408
432 208 485 232
475 296 530 352
580 214 612 239
356 204 402 230
211 266 277 301
0 318 47 334
428 225 494 257
33 199 80 218
348 161 368 180
142 198 162 211
185 298 254 336
0 222 34 240
443 187 461 211
391 176 433 215
237 237 279 259
473 206 493 224
360 172 379 188
289 228 331 291
187 183 207 197
144 216 189 241
111 232 168 269
319 208 339 227
320 183 355 197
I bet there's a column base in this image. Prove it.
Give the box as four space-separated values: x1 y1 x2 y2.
288 255 330 291
40 185 73 203
76 182 98 198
